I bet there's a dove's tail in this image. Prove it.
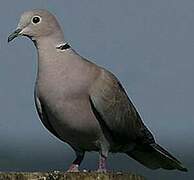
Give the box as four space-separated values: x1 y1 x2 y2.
127 143 188 172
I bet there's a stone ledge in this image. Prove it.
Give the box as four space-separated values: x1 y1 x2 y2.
0 172 146 180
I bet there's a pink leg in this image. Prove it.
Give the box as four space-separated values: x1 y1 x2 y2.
97 153 107 172
67 151 85 172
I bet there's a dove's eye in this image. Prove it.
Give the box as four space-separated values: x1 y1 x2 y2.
32 16 41 24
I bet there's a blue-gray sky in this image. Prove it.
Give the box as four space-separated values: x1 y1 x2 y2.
0 0 194 179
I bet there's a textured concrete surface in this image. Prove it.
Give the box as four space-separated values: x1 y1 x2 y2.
0 172 145 180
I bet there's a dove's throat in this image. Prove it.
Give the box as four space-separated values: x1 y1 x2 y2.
35 29 66 50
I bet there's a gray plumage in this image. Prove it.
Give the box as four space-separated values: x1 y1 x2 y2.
8 9 187 172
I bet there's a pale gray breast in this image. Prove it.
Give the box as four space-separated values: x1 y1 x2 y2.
37 50 100 99
36 51 103 147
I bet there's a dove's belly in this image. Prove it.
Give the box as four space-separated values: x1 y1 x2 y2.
37 90 104 151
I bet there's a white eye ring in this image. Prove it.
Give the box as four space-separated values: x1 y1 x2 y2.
31 16 41 24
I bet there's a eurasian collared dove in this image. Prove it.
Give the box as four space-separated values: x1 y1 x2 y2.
8 9 187 172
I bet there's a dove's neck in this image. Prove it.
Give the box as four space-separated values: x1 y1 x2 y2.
35 31 68 64
35 31 66 50
34 31 64 72
34 32 77 81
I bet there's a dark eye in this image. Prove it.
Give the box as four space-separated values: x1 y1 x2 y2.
32 16 41 24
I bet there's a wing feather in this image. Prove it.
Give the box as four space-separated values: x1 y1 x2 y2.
34 92 62 141
89 69 155 144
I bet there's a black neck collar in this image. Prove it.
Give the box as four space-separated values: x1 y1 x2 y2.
56 43 71 50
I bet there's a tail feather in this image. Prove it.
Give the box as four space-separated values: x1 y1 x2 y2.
127 143 188 172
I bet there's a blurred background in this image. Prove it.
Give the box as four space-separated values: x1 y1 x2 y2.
0 0 194 179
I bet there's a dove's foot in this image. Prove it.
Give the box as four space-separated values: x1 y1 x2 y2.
67 164 79 172
97 168 107 173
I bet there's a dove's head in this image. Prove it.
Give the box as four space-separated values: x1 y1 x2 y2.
8 9 64 44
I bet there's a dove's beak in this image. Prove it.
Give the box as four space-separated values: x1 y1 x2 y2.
8 29 22 42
